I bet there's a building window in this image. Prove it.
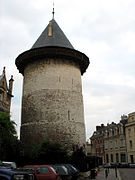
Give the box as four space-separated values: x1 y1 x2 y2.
111 154 113 162
130 155 134 163
117 128 119 135
120 139 125 147
112 130 114 136
110 141 112 149
68 110 70 120
130 140 133 149
120 153 126 163
58 76 61 82
116 153 119 163
106 154 109 163
107 132 109 137
128 128 131 137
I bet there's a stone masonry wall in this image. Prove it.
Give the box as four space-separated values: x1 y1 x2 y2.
21 58 86 152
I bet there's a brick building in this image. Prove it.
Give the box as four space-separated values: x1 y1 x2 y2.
90 124 105 163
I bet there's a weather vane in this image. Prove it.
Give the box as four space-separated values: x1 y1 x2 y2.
52 1 55 19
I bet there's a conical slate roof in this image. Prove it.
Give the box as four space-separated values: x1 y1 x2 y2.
32 19 74 49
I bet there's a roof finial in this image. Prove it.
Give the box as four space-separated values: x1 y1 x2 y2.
52 1 55 19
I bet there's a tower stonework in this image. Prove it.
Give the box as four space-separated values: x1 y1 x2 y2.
16 19 89 153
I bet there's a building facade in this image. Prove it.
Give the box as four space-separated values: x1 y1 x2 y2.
90 115 128 164
104 116 127 164
0 67 14 113
90 124 105 163
16 18 89 154
125 112 135 163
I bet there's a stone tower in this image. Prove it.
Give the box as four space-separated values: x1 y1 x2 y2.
15 18 89 153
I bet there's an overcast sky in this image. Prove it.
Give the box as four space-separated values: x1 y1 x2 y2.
1 0 135 140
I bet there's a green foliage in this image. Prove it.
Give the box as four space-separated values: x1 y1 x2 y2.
0 112 16 136
31 140 69 164
71 147 87 172
0 112 21 162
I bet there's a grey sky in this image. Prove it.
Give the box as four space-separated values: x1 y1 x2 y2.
1 0 135 140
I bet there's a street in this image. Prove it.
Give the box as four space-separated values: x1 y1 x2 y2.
119 168 135 180
79 168 135 180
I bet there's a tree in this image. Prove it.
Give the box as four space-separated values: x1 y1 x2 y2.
71 147 87 172
31 140 69 164
0 112 21 162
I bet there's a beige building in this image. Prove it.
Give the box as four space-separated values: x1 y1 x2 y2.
0 67 14 113
104 116 127 164
125 112 135 163
90 115 128 165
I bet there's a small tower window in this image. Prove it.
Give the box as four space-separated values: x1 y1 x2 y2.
68 110 70 120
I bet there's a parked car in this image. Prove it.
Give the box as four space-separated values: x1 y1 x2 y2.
119 163 129 168
0 168 34 180
129 163 135 168
103 163 111 168
0 161 17 169
51 165 72 180
55 164 79 180
23 165 62 180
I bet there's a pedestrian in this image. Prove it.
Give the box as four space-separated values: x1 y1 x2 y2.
107 166 109 174
115 166 117 178
105 169 108 178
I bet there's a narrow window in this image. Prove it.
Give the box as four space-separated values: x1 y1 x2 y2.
130 140 132 149
68 110 70 120
58 76 61 82
111 154 113 162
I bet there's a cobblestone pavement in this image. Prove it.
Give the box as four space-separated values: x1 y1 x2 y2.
119 168 135 180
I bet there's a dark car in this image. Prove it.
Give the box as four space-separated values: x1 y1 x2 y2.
55 164 79 180
51 165 72 180
23 165 62 180
0 162 17 169
0 168 34 180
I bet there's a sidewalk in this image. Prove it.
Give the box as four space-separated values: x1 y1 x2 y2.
91 168 121 180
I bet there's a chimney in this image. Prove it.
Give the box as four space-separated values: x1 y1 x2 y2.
96 126 101 131
121 114 127 120
101 124 104 128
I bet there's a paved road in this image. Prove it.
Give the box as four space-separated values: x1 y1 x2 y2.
79 168 135 180
79 168 120 180
119 168 135 180
94 168 120 180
